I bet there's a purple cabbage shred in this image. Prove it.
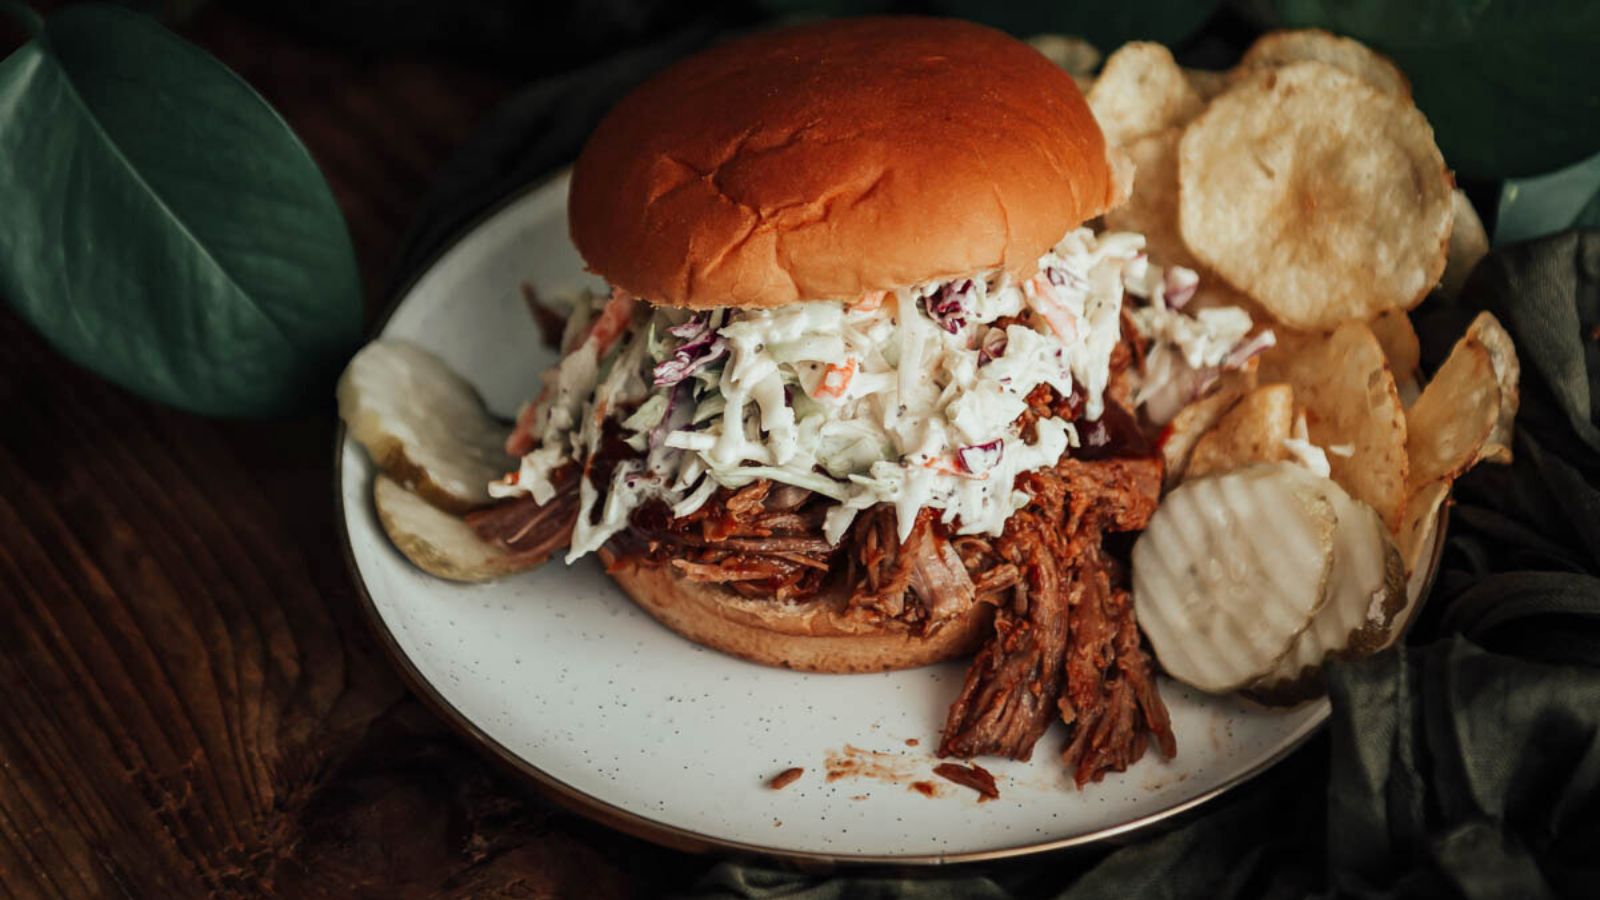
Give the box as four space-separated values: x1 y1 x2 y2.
1046 265 1086 290
667 314 709 340
647 382 694 450
956 439 1004 476
978 327 1008 365
1223 329 1277 370
927 279 976 334
1163 267 1200 309
653 314 727 386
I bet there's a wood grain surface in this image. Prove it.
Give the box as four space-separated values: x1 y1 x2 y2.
0 9 652 897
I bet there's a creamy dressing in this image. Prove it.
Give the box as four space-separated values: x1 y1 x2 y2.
1123 259 1272 426
1283 411 1332 477
493 228 1258 561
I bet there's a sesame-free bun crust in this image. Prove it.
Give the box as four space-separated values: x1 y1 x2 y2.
570 16 1121 309
599 549 994 673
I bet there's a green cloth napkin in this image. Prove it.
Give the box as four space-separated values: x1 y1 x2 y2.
678 236 1600 899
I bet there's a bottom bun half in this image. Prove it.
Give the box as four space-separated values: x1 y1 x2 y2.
599 549 994 673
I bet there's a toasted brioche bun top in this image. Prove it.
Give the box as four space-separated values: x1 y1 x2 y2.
569 16 1123 310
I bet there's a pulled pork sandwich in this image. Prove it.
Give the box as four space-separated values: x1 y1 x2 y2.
470 17 1183 782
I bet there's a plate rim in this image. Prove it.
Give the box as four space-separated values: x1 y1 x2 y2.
333 171 1449 865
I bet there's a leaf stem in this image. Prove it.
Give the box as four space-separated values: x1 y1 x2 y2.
0 0 43 37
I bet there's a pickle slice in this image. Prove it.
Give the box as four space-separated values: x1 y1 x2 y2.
339 340 510 514
1133 463 1336 693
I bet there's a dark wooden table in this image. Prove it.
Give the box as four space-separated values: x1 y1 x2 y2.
0 9 652 897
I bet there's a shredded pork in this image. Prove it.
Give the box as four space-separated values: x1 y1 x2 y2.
938 508 1071 759
843 507 976 629
619 480 836 602
464 464 581 564
468 395 1175 784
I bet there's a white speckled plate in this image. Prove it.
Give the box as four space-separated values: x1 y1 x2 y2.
337 171 1443 863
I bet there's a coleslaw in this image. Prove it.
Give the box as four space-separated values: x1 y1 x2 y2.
493 228 1261 561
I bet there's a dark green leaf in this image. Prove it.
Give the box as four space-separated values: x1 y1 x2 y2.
932 0 1222 52
1260 0 1600 179
0 3 361 418
1495 151 1600 247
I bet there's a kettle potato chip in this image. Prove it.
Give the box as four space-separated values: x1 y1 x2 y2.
1160 364 1260 488
1088 42 1205 147
1396 478 1450 580
1186 383 1296 480
1441 190 1490 298
1105 128 1260 316
1185 67 1231 101
1106 128 1190 265
1371 309 1422 394
1027 33 1101 78
1405 335 1501 487
1178 63 1453 330
1259 320 1409 531
1464 311 1520 464
1235 28 1410 98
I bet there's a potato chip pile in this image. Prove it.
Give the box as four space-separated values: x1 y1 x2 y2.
1081 31 1521 699
1087 30 1514 566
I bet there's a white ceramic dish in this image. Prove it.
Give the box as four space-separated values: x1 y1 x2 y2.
337 172 1441 863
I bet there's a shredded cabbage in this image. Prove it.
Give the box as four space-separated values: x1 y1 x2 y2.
1123 259 1269 426
1283 410 1342 478
493 228 1248 561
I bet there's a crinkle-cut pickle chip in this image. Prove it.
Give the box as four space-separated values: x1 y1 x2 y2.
1259 321 1409 532
1161 362 1259 488
1235 28 1410 98
374 475 529 583
1465 311 1520 464
1249 478 1407 705
1133 463 1337 694
1178 62 1453 330
1087 42 1204 147
339 339 511 514
1406 336 1501 488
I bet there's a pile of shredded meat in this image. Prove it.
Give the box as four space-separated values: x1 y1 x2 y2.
938 455 1174 783
466 386 1176 787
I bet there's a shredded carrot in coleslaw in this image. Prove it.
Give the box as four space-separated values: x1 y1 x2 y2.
813 358 857 398
1027 275 1081 343
507 289 638 455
